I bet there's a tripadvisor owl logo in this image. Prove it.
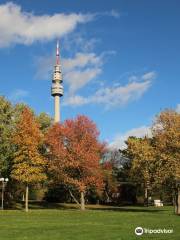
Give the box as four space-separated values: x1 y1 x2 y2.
135 227 144 236
135 226 173 235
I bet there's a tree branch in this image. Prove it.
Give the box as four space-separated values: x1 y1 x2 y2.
68 189 81 207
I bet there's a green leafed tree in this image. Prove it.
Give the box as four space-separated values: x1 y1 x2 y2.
37 112 53 134
0 96 14 176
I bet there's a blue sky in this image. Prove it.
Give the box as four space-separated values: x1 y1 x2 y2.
0 0 179 148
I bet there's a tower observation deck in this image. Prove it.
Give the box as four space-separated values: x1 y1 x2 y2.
51 41 63 122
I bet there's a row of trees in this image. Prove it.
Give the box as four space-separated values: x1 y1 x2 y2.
0 96 179 214
0 96 106 211
122 110 180 214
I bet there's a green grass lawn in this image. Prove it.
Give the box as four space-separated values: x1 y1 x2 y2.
0 204 179 240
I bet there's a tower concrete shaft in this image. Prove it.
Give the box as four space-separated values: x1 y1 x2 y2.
51 41 63 123
54 95 60 122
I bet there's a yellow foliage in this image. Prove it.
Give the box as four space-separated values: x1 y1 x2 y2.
11 107 47 184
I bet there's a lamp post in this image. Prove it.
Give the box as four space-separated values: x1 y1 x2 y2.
0 178 9 210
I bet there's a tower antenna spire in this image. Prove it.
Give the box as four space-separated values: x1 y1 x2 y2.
56 40 60 65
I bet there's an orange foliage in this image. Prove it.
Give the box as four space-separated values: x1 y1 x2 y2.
46 115 106 193
11 107 47 184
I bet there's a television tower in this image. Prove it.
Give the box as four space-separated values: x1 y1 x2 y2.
51 41 63 123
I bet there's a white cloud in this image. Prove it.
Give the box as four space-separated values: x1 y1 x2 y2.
63 51 116 94
63 33 101 53
94 9 120 19
62 52 103 93
63 72 154 108
0 2 93 47
63 95 89 106
0 3 120 48
109 10 120 18
129 71 156 82
129 75 138 82
109 126 152 150
65 67 102 94
176 104 180 113
63 52 102 72
142 71 156 81
9 89 29 102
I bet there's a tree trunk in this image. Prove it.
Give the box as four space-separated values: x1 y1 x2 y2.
173 188 178 214
80 192 85 210
177 187 180 215
144 187 148 207
1 182 4 210
25 185 29 212
105 190 111 203
68 189 81 208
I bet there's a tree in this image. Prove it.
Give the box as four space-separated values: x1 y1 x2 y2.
101 150 125 203
152 110 180 214
122 110 180 212
11 107 47 212
102 160 118 203
46 115 105 210
0 98 36 207
124 137 155 206
37 112 52 134
0 96 14 176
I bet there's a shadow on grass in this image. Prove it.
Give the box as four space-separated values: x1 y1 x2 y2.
87 206 167 213
15 201 79 210
14 201 169 213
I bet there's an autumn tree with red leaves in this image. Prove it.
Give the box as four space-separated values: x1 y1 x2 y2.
11 107 47 212
46 115 106 210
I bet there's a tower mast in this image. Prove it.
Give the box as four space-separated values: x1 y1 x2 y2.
51 41 63 123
